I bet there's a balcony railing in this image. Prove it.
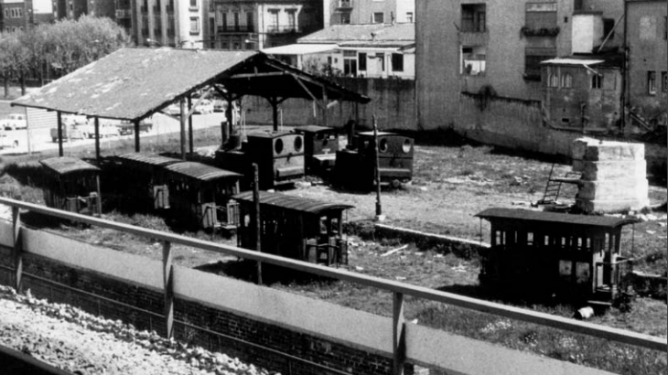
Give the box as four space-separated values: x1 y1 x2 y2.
217 25 255 33
266 25 298 34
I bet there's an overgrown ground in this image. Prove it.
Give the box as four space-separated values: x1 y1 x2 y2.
0 126 665 374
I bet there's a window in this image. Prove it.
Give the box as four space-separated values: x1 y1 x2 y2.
268 10 279 32
648 71 656 95
592 74 602 89
190 17 200 34
341 12 350 24
561 73 572 88
391 54 404 72
461 46 486 75
190 0 198 9
603 18 615 40
373 12 384 24
222 12 227 30
233 42 240 50
461 4 486 32
548 73 559 87
234 12 239 31
358 53 367 71
287 10 296 31
377 53 385 71
344 58 357 76
524 48 555 79
662 72 667 93
406 12 414 23
246 12 254 32
525 2 557 30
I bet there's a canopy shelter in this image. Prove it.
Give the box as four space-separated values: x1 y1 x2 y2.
11 48 370 162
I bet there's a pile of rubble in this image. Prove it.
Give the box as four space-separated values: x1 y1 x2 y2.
0 285 277 375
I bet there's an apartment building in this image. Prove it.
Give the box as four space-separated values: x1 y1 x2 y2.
324 0 414 27
415 0 626 130
52 0 116 20
130 0 207 49
205 0 323 50
0 0 55 32
625 0 667 127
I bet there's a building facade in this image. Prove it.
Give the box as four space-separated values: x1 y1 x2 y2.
206 0 323 50
0 0 55 32
625 0 667 127
130 0 207 49
52 0 116 20
415 0 627 130
324 0 414 27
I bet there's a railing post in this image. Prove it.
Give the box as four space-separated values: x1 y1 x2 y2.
12 207 22 293
393 291 406 375
253 163 262 285
163 240 174 339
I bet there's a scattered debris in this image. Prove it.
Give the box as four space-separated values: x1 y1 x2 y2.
380 245 408 257
395 277 406 281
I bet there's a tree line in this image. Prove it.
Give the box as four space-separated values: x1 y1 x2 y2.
0 15 132 98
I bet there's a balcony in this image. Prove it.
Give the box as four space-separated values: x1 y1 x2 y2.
337 0 352 9
459 31 489 45
266 25 298 34
217 25 255 34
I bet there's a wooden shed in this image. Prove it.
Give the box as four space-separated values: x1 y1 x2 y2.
476 208 638 303
234 191 353 266
40 157 102 216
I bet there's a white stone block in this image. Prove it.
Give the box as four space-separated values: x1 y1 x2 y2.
581 160 647 181
577 179 648 201
583 141 645 161
572 159 584 172
576 197 650 214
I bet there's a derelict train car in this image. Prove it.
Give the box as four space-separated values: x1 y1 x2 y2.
476 208 638 303
163 162 242 231
334 131 414 191
216 130 305 190
293 125 341 175
115 153 183 212
234 191 353 266
40 157 102 216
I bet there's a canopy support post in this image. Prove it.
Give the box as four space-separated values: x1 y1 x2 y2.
133 119 140 152
56 112 64 157
94 117 100 162
188 96 194 155
321 86 329 128
271 97 279 132
224 97 233 144
179 97 187 160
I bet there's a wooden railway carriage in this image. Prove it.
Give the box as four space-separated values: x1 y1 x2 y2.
40 157 102 216
116 153 183 211
216 130 305 190
163 162 242 230
234 191 353 266
293 125 340 175
334 131 414 190
476 208 638 303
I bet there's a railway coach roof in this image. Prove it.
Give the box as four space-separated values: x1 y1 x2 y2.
476 208 639 229
11 48 370 122
163 162 241 182
234 191 354 215
117 153 183 167
40 157 100 175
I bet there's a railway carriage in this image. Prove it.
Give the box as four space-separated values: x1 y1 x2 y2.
216 130 305 190
334 131 414 190
40 157 102 216
116 153 183 211
234 191 353 266
163 162 242 230
476 208 638 303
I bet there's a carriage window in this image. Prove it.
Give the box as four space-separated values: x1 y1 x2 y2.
294 136 303 152
244 214 250 227
379 138 388 152
274 138 284 154
527 232 534 245
495 231 503 245
331 218 339 234
544 235 550 246
402 139 412 153
320 216 328 234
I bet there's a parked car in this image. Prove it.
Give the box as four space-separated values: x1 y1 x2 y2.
213 100 227 113
79 120 121 138
50 125 87 142
164 104 181 116
0 113 27 131
193 99 214 114
0 130 19 149
118 119 153 135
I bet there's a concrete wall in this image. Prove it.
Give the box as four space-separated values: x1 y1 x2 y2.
626 1 667 121
243 76 417 130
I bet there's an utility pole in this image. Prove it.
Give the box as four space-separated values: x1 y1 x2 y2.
373 114 384 221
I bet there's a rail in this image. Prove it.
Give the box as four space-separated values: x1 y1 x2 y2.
0 197 665 375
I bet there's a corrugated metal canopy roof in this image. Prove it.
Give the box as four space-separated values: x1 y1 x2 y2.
298 23 414 44
12 48 256 121
294 125 336 134
40 157 100 175
261 44 338 55
163 162 241 182
117 153 183 167
475 208 638 228
234 191 354 215
540 58 605 65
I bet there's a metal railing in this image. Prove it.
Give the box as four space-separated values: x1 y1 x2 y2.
1 197 665 375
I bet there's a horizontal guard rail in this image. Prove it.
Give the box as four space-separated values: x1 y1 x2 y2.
0 197 665 353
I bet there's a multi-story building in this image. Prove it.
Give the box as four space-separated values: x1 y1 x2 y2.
624 0 667 128
0 0 54 32
130 0 207 49
324 0 414 27
206 0 323 50
52 0 116 20
415 0 626 130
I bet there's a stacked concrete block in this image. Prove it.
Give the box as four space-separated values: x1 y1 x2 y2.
573 138 650 213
